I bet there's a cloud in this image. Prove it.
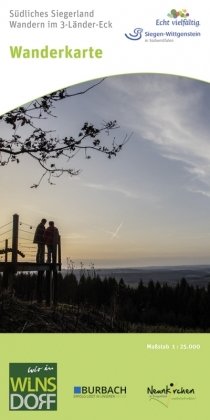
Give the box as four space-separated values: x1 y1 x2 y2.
83 182 139 198
83 182 158 201
187 188 210 199
105 75 210 193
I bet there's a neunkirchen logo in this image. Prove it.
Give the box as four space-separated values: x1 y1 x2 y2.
147 382 196 408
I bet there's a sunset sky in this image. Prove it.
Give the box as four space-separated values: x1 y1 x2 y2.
1 74 210 268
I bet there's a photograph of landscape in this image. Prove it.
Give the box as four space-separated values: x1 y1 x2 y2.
1 73 210 332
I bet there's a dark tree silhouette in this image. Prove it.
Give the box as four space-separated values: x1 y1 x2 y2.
0 78 129 187
4 271 210 331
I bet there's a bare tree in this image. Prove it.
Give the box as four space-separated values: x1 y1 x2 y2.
0 78 129 187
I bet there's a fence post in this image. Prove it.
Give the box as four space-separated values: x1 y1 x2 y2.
58 235 61 271
45 269 52 306
12 213 19 269
5 239 8 263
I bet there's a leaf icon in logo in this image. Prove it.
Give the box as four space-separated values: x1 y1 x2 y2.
125 28 143 40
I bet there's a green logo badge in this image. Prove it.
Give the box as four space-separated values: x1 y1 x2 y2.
9 363 57 411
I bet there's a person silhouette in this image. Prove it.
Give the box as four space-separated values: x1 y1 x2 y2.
33 218 47 263
44 221 59 264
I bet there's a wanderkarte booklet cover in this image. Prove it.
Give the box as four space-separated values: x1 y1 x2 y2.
0 0 210 418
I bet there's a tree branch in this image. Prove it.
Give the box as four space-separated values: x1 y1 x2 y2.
0 78 130 187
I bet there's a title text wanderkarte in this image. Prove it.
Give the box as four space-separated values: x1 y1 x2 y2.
9 45 103 59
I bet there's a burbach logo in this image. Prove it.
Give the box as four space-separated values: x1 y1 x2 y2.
9 363 57 411
147 382 196 408
73 385 127 398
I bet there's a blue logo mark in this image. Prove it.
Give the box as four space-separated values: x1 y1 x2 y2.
125 28 143 40
74 386 81 394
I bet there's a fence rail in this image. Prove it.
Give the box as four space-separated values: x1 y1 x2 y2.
0 214 61 270
0 214 62 305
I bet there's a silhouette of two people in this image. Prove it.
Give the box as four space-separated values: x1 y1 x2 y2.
33 219 59 264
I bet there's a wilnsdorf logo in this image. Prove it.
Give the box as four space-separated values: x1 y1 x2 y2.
9 363 57 411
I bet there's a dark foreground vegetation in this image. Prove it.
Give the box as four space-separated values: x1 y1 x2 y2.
0 272 210 332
